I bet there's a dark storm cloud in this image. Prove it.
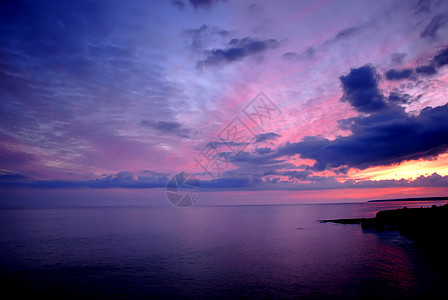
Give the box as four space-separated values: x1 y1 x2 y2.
420 13 448 38
277 65 448 171
384 68 413 80
198 37 279 67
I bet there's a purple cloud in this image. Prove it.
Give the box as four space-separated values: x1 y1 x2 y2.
420 13 448 39
277 64 448 171
385 68 413 80
198 37 279 67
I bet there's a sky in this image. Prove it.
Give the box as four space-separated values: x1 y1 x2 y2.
1 0 448 204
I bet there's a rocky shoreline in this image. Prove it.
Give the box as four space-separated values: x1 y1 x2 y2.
321 203 448 266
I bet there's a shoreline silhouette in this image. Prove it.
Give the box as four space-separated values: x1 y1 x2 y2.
321 203 448 267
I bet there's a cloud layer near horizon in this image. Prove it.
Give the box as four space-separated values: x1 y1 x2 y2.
1 170 448 191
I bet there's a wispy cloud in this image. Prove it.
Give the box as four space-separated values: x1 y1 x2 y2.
420 13 448 39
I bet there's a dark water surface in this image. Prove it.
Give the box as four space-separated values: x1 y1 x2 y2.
1 201 448 299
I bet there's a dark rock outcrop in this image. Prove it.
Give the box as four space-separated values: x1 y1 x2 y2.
322 203 448 266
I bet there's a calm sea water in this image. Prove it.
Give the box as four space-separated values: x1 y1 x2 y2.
1 201 448 299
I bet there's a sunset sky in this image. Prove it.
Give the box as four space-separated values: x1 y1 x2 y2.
1 0 448 204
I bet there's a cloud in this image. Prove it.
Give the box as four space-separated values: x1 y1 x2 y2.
2 0 448 195
283 24 366 63
415 65 437 75
184 24 228 52
420 13 448 38
0 171 169 189
325 25 365 44
254 147 273 155
198 37 279 67
281 170 312 180
0 173 30 182
247 3 263 13
412 47 448 77
415 0 443 14
141 120 190 138
281 52 299 61
189 0 222 9
255 132 281 143
184 24 208 51
3 169 448 191
0 147 36 167
411 172 448 187
0 0 189 178
170 0 224 10
385 68 413 80
200 172 448 191
431 47 448 68
339 65 388 113
387 92 412 104
281 47 315 61
390 53 407 65
230 150 285 166
171 0 186 10
208 141 250 148
277 65 448 171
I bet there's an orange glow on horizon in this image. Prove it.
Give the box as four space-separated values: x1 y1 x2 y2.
347 154 448 181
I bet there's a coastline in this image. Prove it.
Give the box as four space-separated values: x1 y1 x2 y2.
321 203 448 267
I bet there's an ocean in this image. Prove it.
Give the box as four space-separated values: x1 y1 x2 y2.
1 201 448 299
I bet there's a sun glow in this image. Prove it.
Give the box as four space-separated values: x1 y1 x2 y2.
348 154 448 181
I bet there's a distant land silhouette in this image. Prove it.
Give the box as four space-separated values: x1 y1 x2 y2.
322 202 448 267
368 196 448 202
